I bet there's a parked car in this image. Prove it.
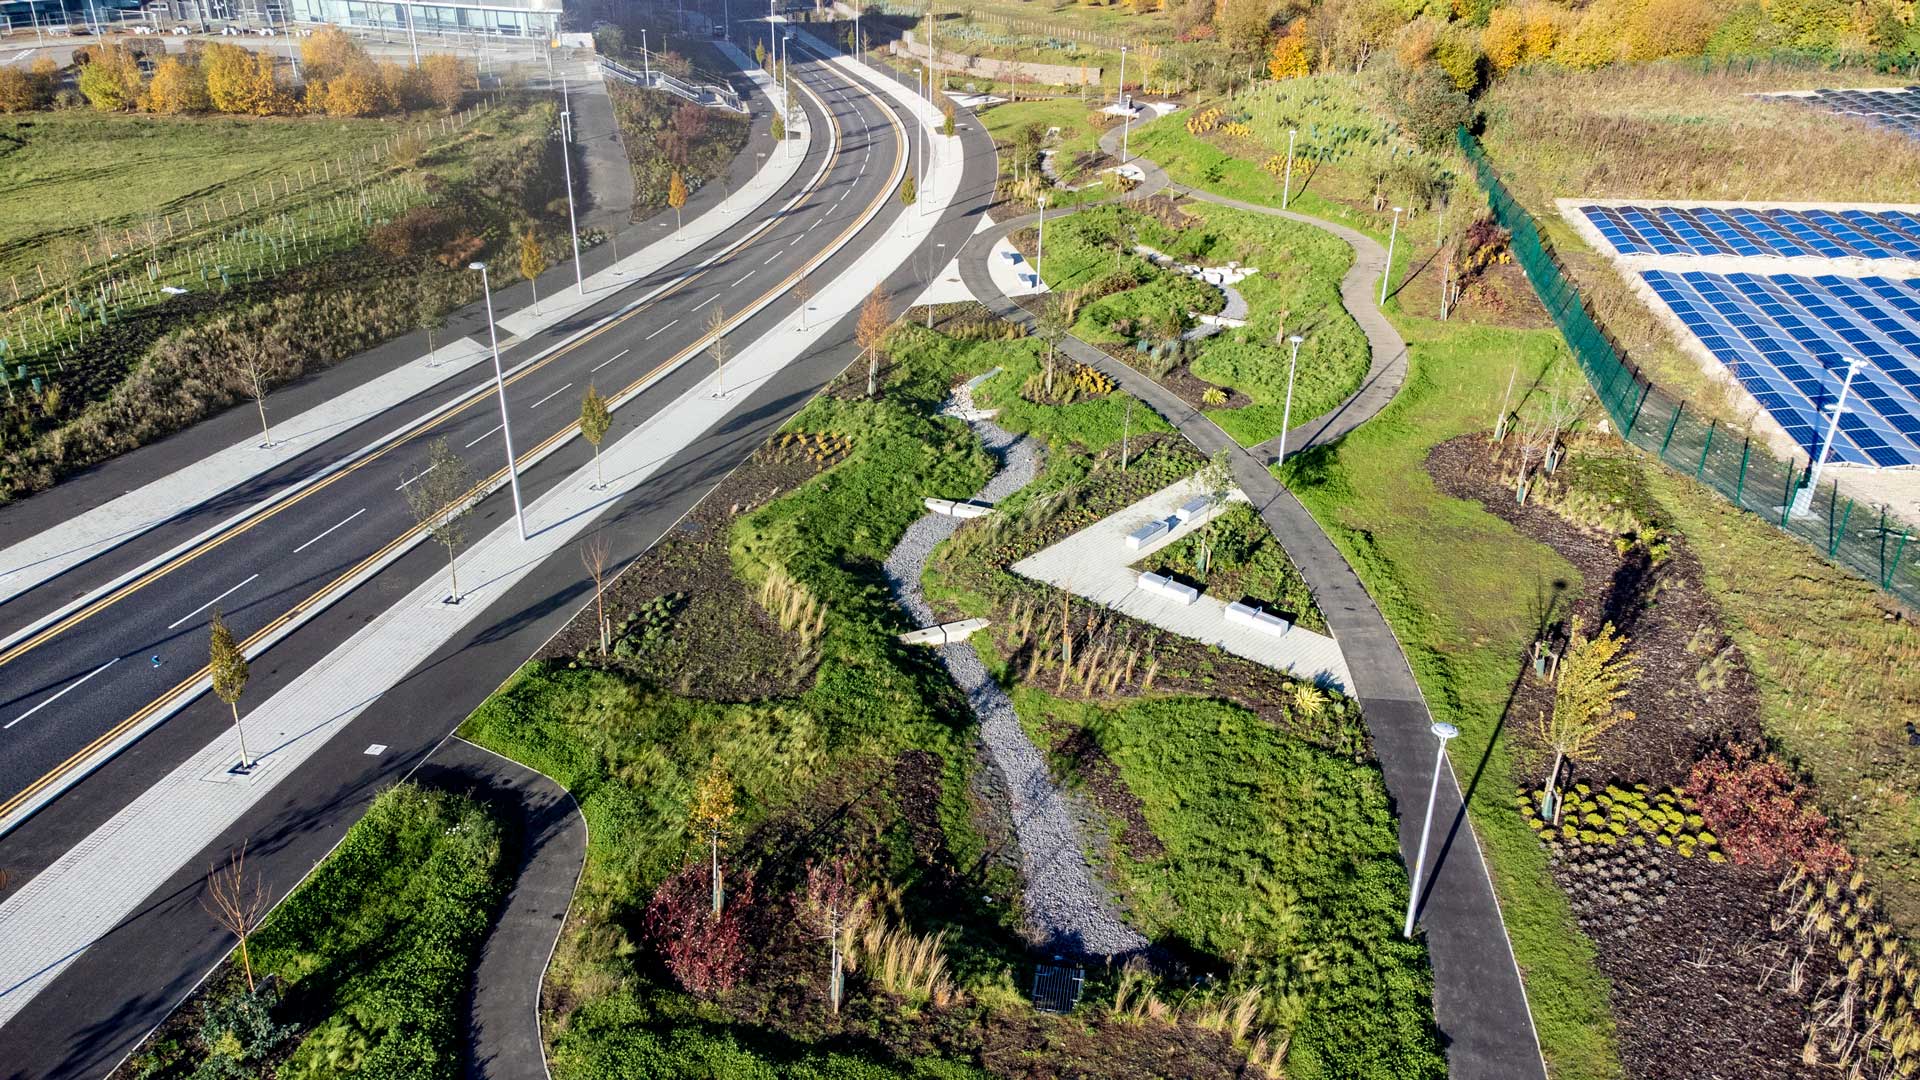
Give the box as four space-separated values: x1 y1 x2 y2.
170 24 189 34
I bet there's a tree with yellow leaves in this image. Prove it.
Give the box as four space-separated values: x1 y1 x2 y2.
319 63 385 117
689 761 737 917
519 227 547 312
1267 18 1311 78
146 56 210 113
421 53 468 111
205 43 289 115
1482 5 1529 73
1536 618 1638 821
301 25 367 83
77 43 143 111
668 170 689 234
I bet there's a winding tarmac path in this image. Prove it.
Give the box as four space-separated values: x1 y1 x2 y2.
956 119 1547 1080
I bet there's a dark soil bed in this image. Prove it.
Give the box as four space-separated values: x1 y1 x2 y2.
1425 432 1827 1080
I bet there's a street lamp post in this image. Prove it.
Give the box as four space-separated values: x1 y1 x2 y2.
403 2 420 66
1036 195 1046 281
1281 128 1296 209
1118 45 1130 165
1403 721 1460 938
1275 334 1303 470
1380 206 1404 306
640 28 649 82
927 242 945 327
1792 356 1862 518
784 30 793 160
560 79 584 296
469 262 527 541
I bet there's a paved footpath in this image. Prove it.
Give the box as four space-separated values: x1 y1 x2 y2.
956 120 1547 1080
411 737 585 1080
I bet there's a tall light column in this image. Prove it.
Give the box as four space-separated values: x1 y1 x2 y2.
1281 128 1296 209
1117 45 1130 165
469 262 527 541
1792 356 1862 517
1402 721 1459 939
1275 334 1303 470
404 2 420 66
1035 195 1047 281
641 28 649 82
1380 206 1403 305
560 78 584 295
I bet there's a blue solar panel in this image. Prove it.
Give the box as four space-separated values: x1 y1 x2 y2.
1584 205 1920 260
1642 270 1920 468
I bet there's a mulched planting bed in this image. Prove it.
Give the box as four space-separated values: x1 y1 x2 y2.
538 440 826 702
1425 432 1840 1080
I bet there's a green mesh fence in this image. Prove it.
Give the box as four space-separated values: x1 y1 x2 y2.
1456 127 1920 606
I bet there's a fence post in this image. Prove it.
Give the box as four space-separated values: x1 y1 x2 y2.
1659 401 1684 458
1696 418 1717 478
1831 497 1852 557
1733 438 1751 501
1887 530 1910 589
1780 464 1798 526
1623 380 1650 439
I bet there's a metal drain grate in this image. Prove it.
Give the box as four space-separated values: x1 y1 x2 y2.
1031 963 1084 1014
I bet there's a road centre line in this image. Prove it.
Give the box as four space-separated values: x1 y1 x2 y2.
165 574 259 631
395 463 438 491
5 658 121 731
292 509 367 553
590 348 630 373
531 382 574 409
733 271 755 286
695 294 720 309
644 319 678 340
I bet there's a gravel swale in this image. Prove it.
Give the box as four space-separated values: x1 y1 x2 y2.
881 373 1149 959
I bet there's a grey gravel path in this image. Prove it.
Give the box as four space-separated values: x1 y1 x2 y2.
882 375 1149 959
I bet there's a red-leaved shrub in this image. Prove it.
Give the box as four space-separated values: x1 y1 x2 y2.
641 863 753 996
1686 745 1851 874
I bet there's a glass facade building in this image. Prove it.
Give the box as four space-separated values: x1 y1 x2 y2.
288 0 560 38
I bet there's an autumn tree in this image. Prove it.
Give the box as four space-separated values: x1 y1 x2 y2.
421 53 468 110
202 845 270 991
668 170 688 234
227 344 277 449
146 56 210 113
1268 19 1311 78
803 860 861 1014
899 173 917 210
403 438 475 603
856 286 890 396
77 43 142 111
689 762 738 916
209 611 255 769
579 384 610 489
1433 25 1486 92
0 66 40 112
519 228 548 313
301 26 367 82
205 43 287 115
1536 618 1638 821
1482 5 1529 73
320 63 386 117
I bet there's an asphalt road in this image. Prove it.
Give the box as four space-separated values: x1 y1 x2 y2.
0 52 891 823
0 33 1001 1078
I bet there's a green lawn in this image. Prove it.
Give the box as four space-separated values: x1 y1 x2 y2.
124 784 509 1079
1015 688 1445 1080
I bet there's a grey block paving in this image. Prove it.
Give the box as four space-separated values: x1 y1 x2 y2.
954 122 1547 1079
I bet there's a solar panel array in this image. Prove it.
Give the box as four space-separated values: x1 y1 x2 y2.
1583 204 1920 260
1643 270 1920 467
1781 87 1920 142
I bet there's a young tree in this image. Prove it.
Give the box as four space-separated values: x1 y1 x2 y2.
689 762 737 916
202 845 270 991
803 859 859 1014
771 110 786 142
1268 19 1312 78
793 281 813 331
706 306 733 395
204 43 288 115
1034 296 1073 397
580 535 612 655
403 438 475 603
1536 618 1638 820
77 44 142 111
855 286 890 397
421 53 468 110
668 170 689 235
519 228 547 314
208 611 254 769
147 56 210 114
579 383 610 488
227 346 277 449
899 174 917 211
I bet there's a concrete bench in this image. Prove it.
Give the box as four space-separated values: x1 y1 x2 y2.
1000 249 1024 264
1018 271 1041 288
1136 572 1200 605
899 618 990 646
1125 519 1168 550
925 497 992 519
1175 495 1214 523
1225 600 1292 636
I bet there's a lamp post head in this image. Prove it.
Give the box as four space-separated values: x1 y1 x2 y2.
1038 195 1047 208
160 285 189 295
468 261 487 271
1431 721 1458 741
1288 334 1304 345
1393 206 1405 216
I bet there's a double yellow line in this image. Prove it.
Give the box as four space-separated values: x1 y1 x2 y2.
0 62 906 825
